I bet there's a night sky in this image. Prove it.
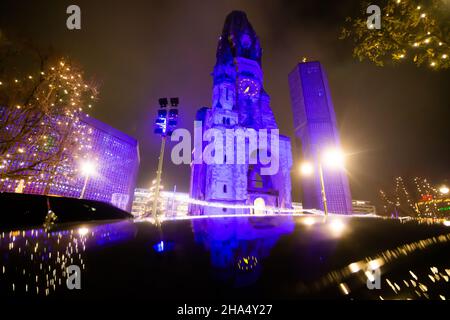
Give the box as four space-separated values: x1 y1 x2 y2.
1 0 449 207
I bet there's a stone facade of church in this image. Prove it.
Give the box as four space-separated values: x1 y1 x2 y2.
190 11 293 215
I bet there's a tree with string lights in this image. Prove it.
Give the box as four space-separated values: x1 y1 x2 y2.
340 0 450 69
380 176 444 217
0 36 98 193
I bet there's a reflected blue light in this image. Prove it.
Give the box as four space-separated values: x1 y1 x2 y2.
153 240 174 253
154 241 165 252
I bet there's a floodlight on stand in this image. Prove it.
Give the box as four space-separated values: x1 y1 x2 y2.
158 98 168 108
169 108 178 118
155 118 166 125
151 97 179 218
158 109 167 117
170 97 179 107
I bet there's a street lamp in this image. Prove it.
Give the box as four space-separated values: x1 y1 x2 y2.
322 148 345 169
300 147 345 216
300 162 314 176
439 185 449 195
79 160 96 199
151 97 179 217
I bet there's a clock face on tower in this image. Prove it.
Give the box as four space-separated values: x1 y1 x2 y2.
238 78 260 98
240 33 252 49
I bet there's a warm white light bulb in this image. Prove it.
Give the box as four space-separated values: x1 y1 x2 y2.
300 162 314 176
80 161 96 176
439 186 449 195
322 148 345 168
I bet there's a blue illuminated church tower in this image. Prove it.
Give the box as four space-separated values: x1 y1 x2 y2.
190 11 293 214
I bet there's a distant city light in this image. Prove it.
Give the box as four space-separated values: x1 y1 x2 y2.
439 185 449 195
300 162 314 175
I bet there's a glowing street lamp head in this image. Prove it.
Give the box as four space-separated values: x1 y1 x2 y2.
80 161 96 176
322 148 345 168
300 162 314 176
439 185 449 195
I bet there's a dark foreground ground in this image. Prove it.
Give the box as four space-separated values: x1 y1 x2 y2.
1 214 449 301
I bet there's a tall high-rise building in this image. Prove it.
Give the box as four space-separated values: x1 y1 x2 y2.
288 61 352 214
190 11 293 214
76 115 140 211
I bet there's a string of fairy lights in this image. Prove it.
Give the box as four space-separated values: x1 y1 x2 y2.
342 0 450 69
391 0 450 68
0 59 98 192
396 177 416 212
413 177 440 213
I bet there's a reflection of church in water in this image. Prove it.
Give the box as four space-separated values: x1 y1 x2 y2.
190 11 293 214
192 216 294 287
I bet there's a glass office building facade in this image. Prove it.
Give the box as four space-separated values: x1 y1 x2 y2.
289 61 352 214
0 112 139 212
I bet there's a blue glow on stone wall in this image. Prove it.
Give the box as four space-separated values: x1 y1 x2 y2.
189 11 293 214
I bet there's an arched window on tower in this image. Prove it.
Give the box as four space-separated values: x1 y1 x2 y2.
223 184 227 193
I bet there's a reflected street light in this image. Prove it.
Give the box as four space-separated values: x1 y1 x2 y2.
300 147 346 216
79 160 96 199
